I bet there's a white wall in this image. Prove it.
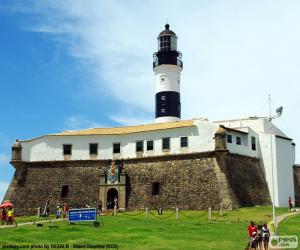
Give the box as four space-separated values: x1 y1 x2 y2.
257 133 295 207
216 118 287 137
275 137 295 206
225 130 258 158
258 132 279 206
154 64 181 93
20 121 218 162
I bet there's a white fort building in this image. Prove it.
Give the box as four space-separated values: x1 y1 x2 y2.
6 24 297 213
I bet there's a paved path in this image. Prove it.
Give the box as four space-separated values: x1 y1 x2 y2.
269 211 300 250
0 218 64 229
275 211 300 225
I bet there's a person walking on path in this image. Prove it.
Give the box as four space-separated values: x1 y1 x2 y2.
6 208 16 226
288 197 292 211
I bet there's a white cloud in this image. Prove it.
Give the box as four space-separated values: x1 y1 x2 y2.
6 0 300 160
64 115 104 130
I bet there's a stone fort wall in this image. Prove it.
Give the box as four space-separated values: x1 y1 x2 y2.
4 151 271 215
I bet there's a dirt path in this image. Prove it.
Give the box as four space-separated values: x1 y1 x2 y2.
0 218 64 229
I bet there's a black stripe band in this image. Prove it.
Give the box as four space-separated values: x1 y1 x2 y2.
155 91 181 118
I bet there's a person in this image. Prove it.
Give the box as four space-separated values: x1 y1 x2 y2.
257 225 263 250
113 197 118 209
247 221 257 250
98 200 103 214
262 223 270 250
56 202 62 219
63 203 69 219
1 209 7 225
6 207 14 225
288 196 292 211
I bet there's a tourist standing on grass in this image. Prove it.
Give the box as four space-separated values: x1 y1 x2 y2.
1 209 7 225
262 223 270 250
288 196 292 211
98 200 102 214
257 225 263 250
247 221 258 250
56 202 61 219
63 203 69 219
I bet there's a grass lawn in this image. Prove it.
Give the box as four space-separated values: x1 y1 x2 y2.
0 206 293 250
277 213 300 250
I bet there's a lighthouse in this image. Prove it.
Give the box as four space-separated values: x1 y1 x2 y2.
153 24 183 123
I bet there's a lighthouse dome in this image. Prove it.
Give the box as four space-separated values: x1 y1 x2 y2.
159 24 177 36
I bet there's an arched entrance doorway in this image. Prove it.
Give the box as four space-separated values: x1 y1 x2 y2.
107 188 118 209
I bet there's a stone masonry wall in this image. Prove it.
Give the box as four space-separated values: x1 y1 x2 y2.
216 152 271 206
5 151 271 215
6 161 103 215
124 153 221 210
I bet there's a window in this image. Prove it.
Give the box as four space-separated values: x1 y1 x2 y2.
113 143 121 154
227 135 232 143
180 137 188 148
63 144 72 155
161 108 166 113
161 95 166 101
236 136 241 145
89 143 98 155
160 77 165 82
162 137 170 150
251 137 256 151
61 185 69 198
160 35 171 51
147 140 154 151
152 182 160 195
136 141 144 152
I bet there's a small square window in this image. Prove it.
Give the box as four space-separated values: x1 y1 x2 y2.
113 143 121 154
162 137 170 150
161 95 166 101
136 141 144 152
152 182 160 196
89 143 98 155
180 137 188 148
227 135 232 143
63 144 72 155
236 137 241 145
251 137 256 151
160 77 165 82
61 185 69 198
147 140 154 151
161 108 166 113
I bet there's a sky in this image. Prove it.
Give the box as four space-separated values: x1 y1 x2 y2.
0 0 300 202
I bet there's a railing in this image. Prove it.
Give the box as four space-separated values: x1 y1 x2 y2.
153 59 183 68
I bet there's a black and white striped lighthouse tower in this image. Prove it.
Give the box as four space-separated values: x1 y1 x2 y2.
153 24 183 123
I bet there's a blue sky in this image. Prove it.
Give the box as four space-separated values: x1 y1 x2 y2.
1 0 300 201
